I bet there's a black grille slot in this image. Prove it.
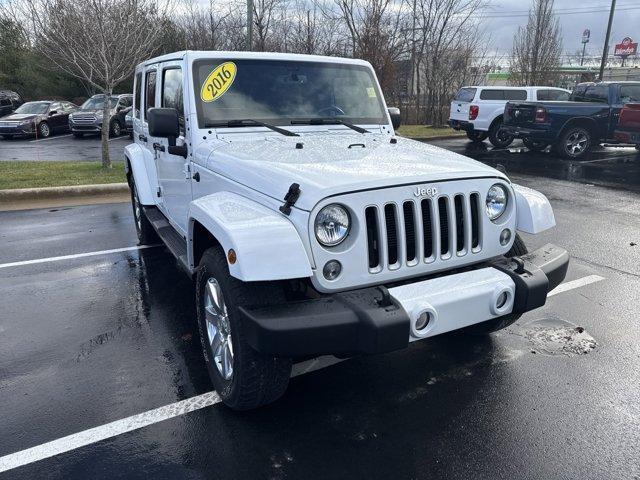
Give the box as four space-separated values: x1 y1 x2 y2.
470 193 480 249
384 204 399 265
438 197 449 255
420 199 433 258
403 202 417 262
365 207 380 269
454 195 465 253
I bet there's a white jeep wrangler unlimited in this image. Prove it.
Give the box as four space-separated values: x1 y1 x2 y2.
125 51 569 410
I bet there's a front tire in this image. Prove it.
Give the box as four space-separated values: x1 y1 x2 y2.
466 130 488 142
555 126 592 159
38 121 50 138
110 120 122 137
464 234 528 335
128 175 158 245
488 119 514 148
196 247 292 410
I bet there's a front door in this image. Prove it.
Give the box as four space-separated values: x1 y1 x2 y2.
155 62 191 234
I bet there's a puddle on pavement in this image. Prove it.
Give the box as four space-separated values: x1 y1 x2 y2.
512 316 597 357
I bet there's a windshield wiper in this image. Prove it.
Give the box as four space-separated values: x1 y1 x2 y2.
290 118 370 134
205 119 299 137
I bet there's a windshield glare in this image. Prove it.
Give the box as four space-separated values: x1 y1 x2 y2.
82 97 118 110
193 59 387 128
15 102 50 114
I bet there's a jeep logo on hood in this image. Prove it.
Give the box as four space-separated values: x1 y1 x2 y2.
414 186 438 198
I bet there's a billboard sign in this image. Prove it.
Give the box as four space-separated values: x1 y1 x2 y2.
614 37 638 57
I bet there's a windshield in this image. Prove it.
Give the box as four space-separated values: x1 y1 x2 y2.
15 102 50 114
192 59 387 128
81 97 118 110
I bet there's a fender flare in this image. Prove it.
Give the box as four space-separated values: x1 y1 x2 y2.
188 192 313 282
557 116 600 141
513 184 555 234
124 143 156 205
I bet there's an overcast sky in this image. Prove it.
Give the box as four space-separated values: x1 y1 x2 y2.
482 0 640 59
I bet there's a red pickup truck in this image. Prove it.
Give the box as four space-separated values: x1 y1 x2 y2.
614 103 640 151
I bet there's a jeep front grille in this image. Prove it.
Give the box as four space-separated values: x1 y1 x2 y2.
365 193 482 272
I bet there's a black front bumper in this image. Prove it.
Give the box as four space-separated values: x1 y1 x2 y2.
240 244 569 358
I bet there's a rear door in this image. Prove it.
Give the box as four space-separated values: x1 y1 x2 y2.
155 61 190 233
612 84 640 138
449 87 476 122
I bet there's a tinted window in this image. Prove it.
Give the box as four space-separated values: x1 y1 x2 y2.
120 96 132 107
504 90 527 100
537 89 570 101
134 72 142 119
50 102 62 112
145 70 157 116
0 99 10 107
162 68 184 130
620 85 640 103
454 88 476 102
479 89 504 100
585 85 608 103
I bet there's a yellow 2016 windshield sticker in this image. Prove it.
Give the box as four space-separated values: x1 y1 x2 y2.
201 62 237 103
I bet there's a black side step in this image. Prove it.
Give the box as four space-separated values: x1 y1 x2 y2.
143 206 190 274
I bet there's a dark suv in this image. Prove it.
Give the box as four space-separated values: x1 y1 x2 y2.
0 90 24 117
68 93 133 137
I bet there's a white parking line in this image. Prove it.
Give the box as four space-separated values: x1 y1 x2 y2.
547 274 605 297
30 134 73 143
0 245 161 270
0 273 605 473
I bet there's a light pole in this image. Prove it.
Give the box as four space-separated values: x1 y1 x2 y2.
247 0 253 51
599 0 616 80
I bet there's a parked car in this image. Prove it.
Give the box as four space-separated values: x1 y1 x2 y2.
69 93 133 137
614 103 640 151
0 90 24 117
125 51 568 410
0 100 78 139
503 81 640 158
448 86 571 148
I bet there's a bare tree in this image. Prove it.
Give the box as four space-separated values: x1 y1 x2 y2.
20 0 169 167
510 0 562 86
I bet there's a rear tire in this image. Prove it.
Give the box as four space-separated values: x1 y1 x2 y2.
488 119 514 148
523 138 548 152
196 247 292 410
128 175 158 245
555 126 592 159
110 120 122 137
466 130 488 142
464 234 528 335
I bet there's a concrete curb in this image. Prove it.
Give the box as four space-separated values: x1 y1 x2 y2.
0 183 130 211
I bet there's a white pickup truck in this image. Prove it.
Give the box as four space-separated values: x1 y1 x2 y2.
125 51 568 410
448 86 571 148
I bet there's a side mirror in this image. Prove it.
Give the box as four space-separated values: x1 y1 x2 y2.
148 108 180 142
49 110 58 116
388 107 401 129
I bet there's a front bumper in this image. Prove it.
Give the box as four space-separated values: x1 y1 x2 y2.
70 124 102 133
0 125 34 135
241 244 569 358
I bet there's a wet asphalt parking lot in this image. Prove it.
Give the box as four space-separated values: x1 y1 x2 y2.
1 137 640 479
0 133 129 162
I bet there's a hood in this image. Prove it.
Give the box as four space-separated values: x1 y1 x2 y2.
1 113 39 121
203 133 506 211
76 109 102 115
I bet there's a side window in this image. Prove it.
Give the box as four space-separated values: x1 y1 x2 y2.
0 99 10 107
619 85 640 103
122 96 132 108
479 89 505 100
584 85 608 103
504 90 527 101
162 68 184 131
50 102 62 113
538 90 570 101
134 72 142 119
145 70 157 118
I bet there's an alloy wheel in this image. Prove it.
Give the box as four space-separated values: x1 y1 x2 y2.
204 277 234 380
565 131 588 155
39 123 50 137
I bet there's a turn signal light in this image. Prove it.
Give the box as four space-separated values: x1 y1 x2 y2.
534 107 547 123
469 105 479 120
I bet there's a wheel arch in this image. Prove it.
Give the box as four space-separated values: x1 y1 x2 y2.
124 143 156 205
558 117 600 140
188 191 313 282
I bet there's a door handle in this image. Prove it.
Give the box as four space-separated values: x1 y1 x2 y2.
138 134 147 142
153 142 165 152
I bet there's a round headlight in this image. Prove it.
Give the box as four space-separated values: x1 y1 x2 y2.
486 184 508 220
315 204 350 246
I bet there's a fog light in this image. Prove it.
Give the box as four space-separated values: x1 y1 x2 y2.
323 260 342 280
496 291 508 309
500 228 511 246
415 311 431 331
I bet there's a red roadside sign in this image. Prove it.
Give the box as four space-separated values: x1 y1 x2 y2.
614 37 638 57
